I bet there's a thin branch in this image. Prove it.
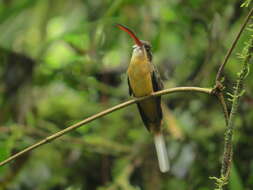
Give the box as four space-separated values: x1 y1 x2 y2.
0 87 212 167
214 6 253 133
215 6 253 82
211 83 229 126
217 93 229 125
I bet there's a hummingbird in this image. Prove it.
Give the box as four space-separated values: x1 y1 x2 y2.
117 24 169 172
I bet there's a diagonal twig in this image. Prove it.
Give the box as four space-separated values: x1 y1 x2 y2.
0 86 212 167
216 6 253 82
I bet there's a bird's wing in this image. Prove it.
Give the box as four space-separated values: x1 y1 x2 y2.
151 65 164 120
137 103 150 129
127 76 133 96
152 65 164 91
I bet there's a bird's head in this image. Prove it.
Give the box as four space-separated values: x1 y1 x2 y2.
116 24 152 62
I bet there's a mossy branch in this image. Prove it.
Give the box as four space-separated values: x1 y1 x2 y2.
212 35 253 190
210 5 253 189
223 38 253 179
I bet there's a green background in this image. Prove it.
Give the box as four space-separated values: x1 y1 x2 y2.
0 0 252 189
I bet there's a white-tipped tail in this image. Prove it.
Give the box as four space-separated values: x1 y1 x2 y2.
154 133 170 173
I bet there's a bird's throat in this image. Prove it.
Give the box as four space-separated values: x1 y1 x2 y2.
127 54 153 97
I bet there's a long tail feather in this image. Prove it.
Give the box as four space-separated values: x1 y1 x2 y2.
154 133 170 173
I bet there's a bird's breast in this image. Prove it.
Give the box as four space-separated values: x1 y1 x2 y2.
127 58 153 97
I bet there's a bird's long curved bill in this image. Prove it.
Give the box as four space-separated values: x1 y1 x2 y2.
116 24 143 47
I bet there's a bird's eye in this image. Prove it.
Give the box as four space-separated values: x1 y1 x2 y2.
145 46 151 52
144 44 151 50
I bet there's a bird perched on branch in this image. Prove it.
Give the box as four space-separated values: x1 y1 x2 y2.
117 24 169 172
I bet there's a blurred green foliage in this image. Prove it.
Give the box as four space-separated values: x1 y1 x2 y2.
0 0 252 189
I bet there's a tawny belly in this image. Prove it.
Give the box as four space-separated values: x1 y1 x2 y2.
127 61 161 131
127 64 153 97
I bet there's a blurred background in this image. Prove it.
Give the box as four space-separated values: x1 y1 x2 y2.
0 0 253 189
